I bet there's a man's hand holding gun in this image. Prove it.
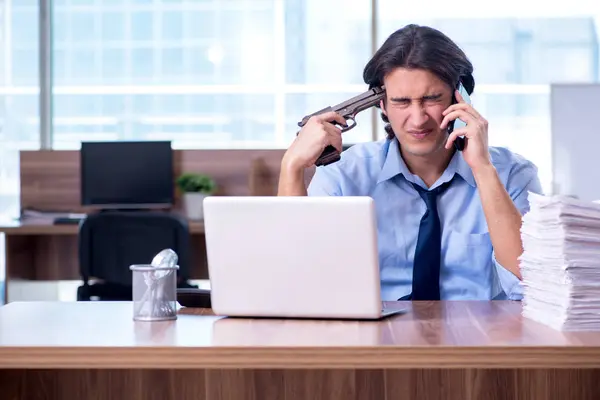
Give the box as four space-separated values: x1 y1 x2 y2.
282 86 385 170
279 86 385 196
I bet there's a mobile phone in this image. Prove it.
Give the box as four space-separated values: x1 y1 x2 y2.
448 81 471 151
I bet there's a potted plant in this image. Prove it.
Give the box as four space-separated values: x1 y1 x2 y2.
176 172 216 220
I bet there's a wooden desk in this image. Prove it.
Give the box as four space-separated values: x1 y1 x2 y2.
1 301 599 399
0 220 208 303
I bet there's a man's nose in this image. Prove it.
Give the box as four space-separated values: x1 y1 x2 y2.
407 104 430 127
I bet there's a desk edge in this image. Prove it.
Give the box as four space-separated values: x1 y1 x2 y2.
1 346 600 369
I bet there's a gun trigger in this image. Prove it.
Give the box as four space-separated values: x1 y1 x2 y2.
340 117 356 132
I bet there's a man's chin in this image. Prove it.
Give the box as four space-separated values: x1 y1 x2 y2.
398 139 445 157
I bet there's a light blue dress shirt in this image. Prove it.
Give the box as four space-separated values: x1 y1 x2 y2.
307 138 543 301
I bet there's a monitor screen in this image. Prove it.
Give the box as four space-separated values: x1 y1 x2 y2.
81 141 174 208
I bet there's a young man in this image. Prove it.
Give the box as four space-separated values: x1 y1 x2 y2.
278 24 543 301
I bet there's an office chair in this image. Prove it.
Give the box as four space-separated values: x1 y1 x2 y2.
77 210 195 301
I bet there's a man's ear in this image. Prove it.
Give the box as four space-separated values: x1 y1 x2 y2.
379 99 387 116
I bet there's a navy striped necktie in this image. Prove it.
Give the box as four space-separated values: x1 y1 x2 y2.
400 177 454 301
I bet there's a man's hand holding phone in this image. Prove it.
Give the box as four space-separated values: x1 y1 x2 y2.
282 111 347 172
440 89 492 173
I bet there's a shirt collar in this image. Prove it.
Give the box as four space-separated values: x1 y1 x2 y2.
377 138 476 188
377 138 412 184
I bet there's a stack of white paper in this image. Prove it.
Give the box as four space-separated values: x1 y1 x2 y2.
519 192 600 331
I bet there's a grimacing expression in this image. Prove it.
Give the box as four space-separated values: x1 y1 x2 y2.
380 68 454 157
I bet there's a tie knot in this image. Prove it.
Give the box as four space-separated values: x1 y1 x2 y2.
411 178 453 209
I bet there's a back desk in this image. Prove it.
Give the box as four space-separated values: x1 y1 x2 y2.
0 149 314 302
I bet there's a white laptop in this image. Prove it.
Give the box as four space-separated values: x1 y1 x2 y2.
202 196 406 320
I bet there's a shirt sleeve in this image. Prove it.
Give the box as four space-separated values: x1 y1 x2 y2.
493 159 543 300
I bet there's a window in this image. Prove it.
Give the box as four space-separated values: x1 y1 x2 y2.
101 12 125 42
69 11 96 43
51 0 372 150
187 10 215 40
12 8 38 45
160 47 185 78
162 11 183 42
101 48 126 82
131 11 153 42
11 48 38 85
70 49 99 83
187 44 217 80
0 3 40 222
130 47 155 79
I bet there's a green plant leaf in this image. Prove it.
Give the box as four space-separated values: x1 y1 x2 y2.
176 172 216 194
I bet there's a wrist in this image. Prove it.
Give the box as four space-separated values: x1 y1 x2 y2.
472 162 497 184
281 154 305 178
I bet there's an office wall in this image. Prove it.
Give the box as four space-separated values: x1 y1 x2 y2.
19 149 306 212
551 83 600 201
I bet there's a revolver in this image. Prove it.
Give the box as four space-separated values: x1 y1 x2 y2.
297 86 386 166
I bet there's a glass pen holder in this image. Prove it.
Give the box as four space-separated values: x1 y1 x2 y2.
130 264 179 321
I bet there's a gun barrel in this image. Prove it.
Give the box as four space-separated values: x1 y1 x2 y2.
333 86 384 110
333 86 385 117
297 86 385 127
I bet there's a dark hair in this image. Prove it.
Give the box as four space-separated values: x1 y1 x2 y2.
363 24 475 139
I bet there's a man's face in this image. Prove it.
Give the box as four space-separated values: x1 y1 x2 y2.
381 68 453 157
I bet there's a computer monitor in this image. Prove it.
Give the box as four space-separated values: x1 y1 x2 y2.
81 141 174 209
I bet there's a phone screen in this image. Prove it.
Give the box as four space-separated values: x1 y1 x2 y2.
448 82 471 151
452 82 471 131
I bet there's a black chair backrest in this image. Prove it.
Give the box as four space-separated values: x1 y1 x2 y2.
78 211 191 286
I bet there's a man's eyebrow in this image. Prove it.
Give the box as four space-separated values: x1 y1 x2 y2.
389 93 443 102
389 96 411 102
422 93 443 100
